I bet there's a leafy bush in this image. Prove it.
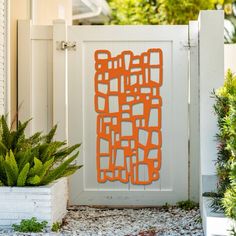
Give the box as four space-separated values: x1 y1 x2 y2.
12 217 47 232
210 70 236 210
222 183 236 219
108 0 159 25
51 221 62 232
218 1 236 43
222 160 236 219
212 70 236 218
157 0 216 24
0 116 82 187
176 200 198 210
108 0 217 25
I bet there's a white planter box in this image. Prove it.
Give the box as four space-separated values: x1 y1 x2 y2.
0 177 68 227
202 197 236 236
201 175 236 236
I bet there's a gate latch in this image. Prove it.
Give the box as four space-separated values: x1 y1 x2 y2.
57 41 76 51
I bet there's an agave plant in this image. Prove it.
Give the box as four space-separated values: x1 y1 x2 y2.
0 116 81 187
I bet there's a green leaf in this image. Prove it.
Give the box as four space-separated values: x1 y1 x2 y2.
0 155 6 182
60 165 82 178
29 157 43 177
1 115 11 149
4 162 16 186
45 125 57 143
54 143 81 160
27 175 41 186
40 141 65 163
17 163 30 187
38 157 54 179
18 149 34 171
12 119 32 150
5 150 18 183
41 151 79 185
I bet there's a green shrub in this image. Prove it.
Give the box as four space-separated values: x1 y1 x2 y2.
222 163 236 219
51 221 62 232
157 0 216 24
12 217 47 233
108 0 217 25
222 184 236 219
108 0 159 25
176 200 198 210
0 116 82 186
212 69 236 219
211 70 236 211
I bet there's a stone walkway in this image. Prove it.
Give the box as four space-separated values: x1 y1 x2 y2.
0 206 204 236
61 206 204 236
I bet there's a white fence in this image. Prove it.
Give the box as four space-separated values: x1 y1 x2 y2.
18 10 224 206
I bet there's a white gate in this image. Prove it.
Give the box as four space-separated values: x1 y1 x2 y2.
18 11 224 206
53 24 189 205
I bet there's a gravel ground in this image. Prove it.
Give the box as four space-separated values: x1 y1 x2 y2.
0 206 204 236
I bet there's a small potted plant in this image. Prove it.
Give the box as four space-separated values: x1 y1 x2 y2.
0 116 81 227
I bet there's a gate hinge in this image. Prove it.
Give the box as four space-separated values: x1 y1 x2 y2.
56 41 76 51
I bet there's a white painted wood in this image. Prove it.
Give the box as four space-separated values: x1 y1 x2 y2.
32 41 50 133
18 20 53 135
198 10 224 221
189 21 200 202
198 10 224 213
199 10 224 177
67 25 189 205
18 13 225 206
0 178 68 227
53 19 68 141
224 44 236 73
30 26 53 40
18 20 33 134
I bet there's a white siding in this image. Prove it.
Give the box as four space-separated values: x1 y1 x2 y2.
0 0 6 115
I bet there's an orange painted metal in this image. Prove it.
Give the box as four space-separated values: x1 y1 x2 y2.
94 49 163 185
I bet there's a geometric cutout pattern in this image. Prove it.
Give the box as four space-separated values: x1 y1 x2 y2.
94 49 163 185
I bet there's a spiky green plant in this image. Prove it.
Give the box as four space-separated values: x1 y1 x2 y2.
222 162 236 219
0 116 82 187
211 70 236 211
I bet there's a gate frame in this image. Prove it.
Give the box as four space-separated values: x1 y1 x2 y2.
18 10 224 205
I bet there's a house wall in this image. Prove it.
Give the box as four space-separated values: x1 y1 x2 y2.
32 0 72 25
0 0 7 116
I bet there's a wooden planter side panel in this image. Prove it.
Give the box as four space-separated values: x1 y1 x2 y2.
51 177 68 223
0 178 68 227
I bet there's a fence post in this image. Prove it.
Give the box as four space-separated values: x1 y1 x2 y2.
198 10 224 204
18 20 33 134
53 20 68 141
189 20 200 202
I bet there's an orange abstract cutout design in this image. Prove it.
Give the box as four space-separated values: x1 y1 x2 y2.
94 49 163 185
